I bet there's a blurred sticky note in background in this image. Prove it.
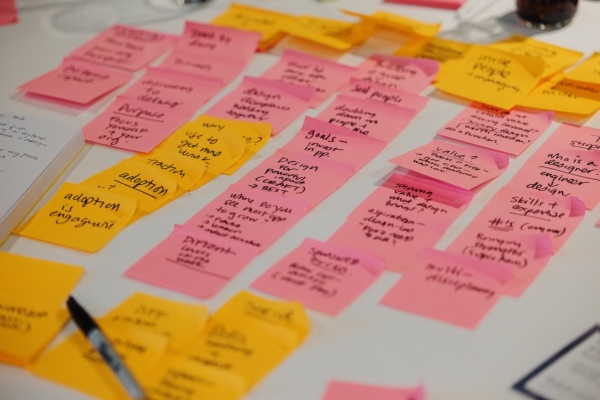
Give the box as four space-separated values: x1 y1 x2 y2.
0 0 18 25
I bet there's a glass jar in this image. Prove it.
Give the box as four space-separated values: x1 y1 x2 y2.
516 0 578 29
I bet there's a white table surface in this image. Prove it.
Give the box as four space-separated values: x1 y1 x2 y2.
2 0 600 399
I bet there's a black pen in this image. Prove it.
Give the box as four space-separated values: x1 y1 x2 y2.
66 296 146 400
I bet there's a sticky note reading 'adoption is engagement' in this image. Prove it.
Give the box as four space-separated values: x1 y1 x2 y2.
185 183 310 251
458 186 585 253
435 45 544 110
252 238 385 315
234 149 354 207
261 49 356 108
438 102 553 155
206 76 315 135
341 77 429 114
381 248 513 329
508 124 600 209
19 58 132 105
16 182 136 252
120 67 222 115
389 138 509 190
447 233 552 297
83 96 189 153
70 24 177 72
317 94 415 143
283 117 385 170
329 173 472 272
125 225 259 299
354 54 439 94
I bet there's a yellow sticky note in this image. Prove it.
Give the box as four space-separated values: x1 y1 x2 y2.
490 34 583 79
0 252 84 304
100 292 208 353
82 158 177 214
158 122 243 189
518 73 600 115
564 52 600 84
0 295 69 365
182 318 292 390
29 323 168 400
435 45 544 110
141 356 246 400
213 291 310 349
395 36 471 82
371 10 441 37
211 3 292 51
193 115 271 175
282 15 371 50
130 148 206 196
16 182 136 252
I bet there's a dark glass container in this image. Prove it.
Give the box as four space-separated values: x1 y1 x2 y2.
516 0 578 28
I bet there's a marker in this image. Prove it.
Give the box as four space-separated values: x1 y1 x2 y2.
66 296 146 400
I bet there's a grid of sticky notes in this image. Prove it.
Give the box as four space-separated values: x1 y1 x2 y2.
29 291 309 400
0 252 83 366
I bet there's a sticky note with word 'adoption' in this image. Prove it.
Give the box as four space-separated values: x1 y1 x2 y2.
283 116 385 170
447 232 552 298
437 102 553 155
100 292 208 353
317 94 415 143
252 238 385 316
380 248 513 329
119 67 222 115
16 182 136 252
70 24 177 72
354 53 439 94
261 49 356 108
389 138 509 190
507 124 600 210
456 185 585 253
341 77 429 114
328 173 472 273
125 225 259 299
205 76 315 135
435 45 544 110
18 58 132 105
490 35 583 79
185 183 310 252
83 96 189 153
234 148 354 208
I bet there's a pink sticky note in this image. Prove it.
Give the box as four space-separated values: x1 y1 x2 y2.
252 238 385 315
206 76 315 135
282 116 386 170
125 225 259 299
261 49 356 108
70 24 177 72
328 173 472 272
438 102 553 155
177 21 260 64
322 381 425 400
234 149 354 208
384 0 466 10
0 0 18 26
381 248 513 329
341 77 429 114
354 54 439 94
18 58 132 105
508 124 600 209
120 67 221 115
317 94 415 144
447 233 552 297
83 96 189 153
159 50 245 86
184 184 311 252
457 186 585 253
389 138 509 190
